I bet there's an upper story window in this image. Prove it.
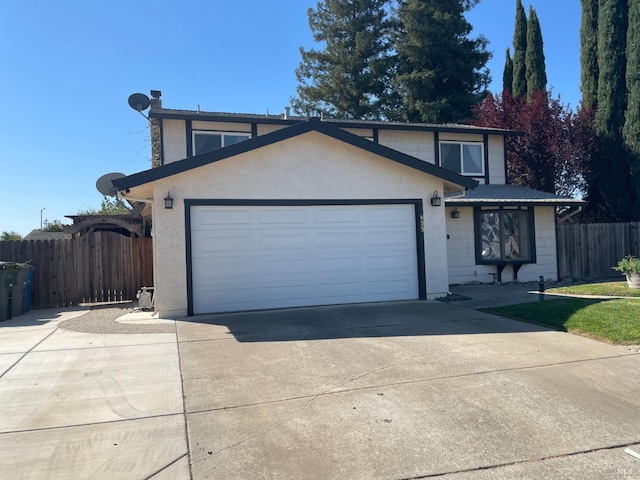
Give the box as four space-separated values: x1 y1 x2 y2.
440 141 484 176
193 131 251 155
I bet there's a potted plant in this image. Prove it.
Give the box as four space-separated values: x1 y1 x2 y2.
612 255 640 289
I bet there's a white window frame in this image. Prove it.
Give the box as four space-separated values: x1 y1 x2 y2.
439 141 485 176
192 131 251 155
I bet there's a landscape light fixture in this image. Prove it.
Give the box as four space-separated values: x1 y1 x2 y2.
164 192 174 209
430 191 442 207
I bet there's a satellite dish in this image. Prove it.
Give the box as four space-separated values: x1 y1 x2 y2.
128 93 150 112
96 172 126 197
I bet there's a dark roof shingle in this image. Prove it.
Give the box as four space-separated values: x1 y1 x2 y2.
445 184 585 205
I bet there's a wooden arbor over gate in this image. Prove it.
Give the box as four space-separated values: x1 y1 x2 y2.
64 215 146 238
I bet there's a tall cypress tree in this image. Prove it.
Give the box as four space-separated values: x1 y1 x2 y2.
525 6 547 95
587 0 632 221
624 0 640 214
580 0 599 109
512 0 528 97
503 48 513 94
595 0 628 137
291 0 392 119
391 0 491 123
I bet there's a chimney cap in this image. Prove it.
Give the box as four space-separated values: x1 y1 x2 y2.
150 90 162 99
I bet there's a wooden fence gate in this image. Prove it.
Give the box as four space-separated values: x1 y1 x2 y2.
0 232 153 309
557 222 640 281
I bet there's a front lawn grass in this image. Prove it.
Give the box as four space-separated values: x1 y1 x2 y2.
546 281 640 298
484 297 640 345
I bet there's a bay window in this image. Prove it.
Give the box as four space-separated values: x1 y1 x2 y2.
474 207 535 264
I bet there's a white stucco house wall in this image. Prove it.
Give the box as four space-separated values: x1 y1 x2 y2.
112 91 583 317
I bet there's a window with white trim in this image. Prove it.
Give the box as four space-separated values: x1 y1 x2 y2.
440 141 484 175
193 131 251 155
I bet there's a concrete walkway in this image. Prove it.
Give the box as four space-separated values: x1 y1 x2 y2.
0 307 189 480
448 282 555 308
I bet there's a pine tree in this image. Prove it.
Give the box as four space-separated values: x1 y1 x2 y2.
525 6 547 95
391 0 491 123
580 0 599 109
291 0 392 119
512 0 528 97
503 48 513 94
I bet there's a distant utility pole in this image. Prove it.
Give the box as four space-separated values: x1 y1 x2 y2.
40 207 46 230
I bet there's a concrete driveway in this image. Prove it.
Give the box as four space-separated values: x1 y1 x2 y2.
1 296 639 479
176 301 640 479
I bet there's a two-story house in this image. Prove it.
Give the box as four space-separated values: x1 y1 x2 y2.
113 91 582 317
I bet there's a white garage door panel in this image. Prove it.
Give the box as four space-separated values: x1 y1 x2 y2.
316 281 364 298
193 235 254 254
259 208 308 224
315 256 362 273
261 258 311 276
191 204 419 314
315 231 361 249
192 207 254 226
263 283 313 301
367 254 413 272
194 284 255 307
368 278 413 295
367 230 412 247
313 208 360 223
260 233 310 251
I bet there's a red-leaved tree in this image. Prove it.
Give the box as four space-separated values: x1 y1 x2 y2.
472 90 594 198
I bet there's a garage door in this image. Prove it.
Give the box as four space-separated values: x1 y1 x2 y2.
189 203 420 314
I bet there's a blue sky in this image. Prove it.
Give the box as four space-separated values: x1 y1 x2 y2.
0 0 581 237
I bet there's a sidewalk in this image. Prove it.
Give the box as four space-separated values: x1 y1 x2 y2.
0 307 189 480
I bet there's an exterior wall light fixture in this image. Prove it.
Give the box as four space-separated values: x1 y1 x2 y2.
164 192 174 209
430 191 442 207
451 208 460 218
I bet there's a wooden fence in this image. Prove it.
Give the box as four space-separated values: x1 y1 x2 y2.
557 222 640 280
0 232 153 309
3 223 638 307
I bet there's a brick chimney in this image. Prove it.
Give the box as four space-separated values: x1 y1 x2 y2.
149 90 162 109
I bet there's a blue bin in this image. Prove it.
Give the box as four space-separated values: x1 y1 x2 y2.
11 268 31 317
25 267 34 312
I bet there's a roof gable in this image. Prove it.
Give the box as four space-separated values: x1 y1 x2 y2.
113 118 479 191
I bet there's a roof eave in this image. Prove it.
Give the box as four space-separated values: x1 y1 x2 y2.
114 119 479 191
445 199 586 207
149 109 523 136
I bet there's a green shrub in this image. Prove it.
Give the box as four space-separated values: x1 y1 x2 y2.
612 255 640 275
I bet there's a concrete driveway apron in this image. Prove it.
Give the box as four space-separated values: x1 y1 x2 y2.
0 307 189 480
176 301 640 480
